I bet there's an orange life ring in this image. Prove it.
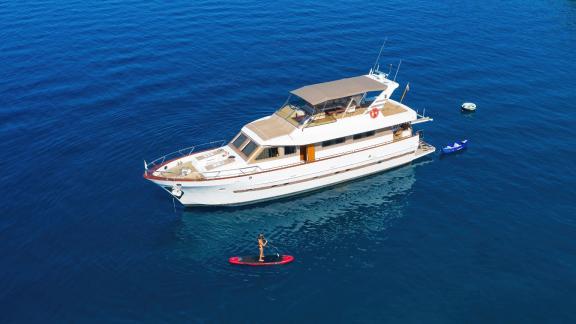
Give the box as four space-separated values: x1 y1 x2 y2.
370 108 379 118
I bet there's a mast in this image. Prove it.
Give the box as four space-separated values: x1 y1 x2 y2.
371 38 388 73
393 59 402 81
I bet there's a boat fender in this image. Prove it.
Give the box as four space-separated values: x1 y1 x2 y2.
370 108 379 118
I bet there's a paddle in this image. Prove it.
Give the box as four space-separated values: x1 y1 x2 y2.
266 240 281 258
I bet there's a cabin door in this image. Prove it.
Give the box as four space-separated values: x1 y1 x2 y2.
301 144 315 162
300 146 307 161
306 144 315 162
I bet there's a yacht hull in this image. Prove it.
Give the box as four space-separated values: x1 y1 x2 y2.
146 137 435 207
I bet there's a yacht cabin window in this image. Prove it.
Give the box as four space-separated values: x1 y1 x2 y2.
241 141 258 157
321 137 346 147
353 130 376 140
232 133 248 149
256 147 279 160
284 146 297 155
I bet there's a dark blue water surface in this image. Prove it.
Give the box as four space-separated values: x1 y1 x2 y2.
2 0 576 322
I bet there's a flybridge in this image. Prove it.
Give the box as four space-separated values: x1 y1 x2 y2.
290 75 388 106
274 70 399 129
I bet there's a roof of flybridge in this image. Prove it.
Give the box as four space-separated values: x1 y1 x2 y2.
290 75 387 106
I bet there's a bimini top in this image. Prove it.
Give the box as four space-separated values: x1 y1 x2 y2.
290 75 387 106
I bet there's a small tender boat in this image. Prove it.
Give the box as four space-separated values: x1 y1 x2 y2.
441 140 468 154
229 255 294 266
461 102 476 112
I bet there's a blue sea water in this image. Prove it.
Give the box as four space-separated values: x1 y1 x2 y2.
1 0 576 322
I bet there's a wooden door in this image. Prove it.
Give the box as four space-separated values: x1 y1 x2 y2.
306 144 315 162
300 145 307 161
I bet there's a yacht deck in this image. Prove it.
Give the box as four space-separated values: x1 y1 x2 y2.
380 100 406 116
415 140 436 158
152 147 242 180
307 100 407 127
154 161 204 180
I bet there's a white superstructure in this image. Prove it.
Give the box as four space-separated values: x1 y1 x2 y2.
144 69 435 206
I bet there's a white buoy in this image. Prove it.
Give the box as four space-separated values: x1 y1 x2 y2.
461 102 477 111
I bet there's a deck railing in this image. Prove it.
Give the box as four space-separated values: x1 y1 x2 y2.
201 165 263 179
146 131 425 181
144 140 226 174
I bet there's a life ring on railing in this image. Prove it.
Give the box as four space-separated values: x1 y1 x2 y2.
370 108 379 119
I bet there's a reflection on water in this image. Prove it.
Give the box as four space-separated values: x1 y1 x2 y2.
166 162 430 267
460 110 477 119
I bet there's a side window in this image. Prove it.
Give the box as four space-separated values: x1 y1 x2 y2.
241 141 258 157
353 130 376 140
232 133 247 149
256 147 279 160
321 137 346 147
284 146 297 155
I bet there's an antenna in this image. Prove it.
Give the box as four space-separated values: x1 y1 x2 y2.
393 59 402 81
372 38 388 72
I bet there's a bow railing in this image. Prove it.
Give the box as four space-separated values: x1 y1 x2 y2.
200 165 263 179
144 140 226 174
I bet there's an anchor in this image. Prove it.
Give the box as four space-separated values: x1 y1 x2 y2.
170 184 184 199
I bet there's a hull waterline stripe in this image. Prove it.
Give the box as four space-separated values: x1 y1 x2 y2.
232 151 415 193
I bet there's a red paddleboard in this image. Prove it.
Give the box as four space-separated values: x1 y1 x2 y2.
229 255 294 266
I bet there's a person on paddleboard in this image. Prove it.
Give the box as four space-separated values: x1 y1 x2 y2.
258 233 268 262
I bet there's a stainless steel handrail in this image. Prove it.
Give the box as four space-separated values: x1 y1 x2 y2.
201 165 263 179
144 140 226 173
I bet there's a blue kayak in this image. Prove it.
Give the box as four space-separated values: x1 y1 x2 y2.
441 140 468 154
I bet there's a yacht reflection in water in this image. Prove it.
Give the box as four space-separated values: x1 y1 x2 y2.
168 162 429 262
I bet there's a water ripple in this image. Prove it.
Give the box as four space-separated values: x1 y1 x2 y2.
1 0 576 322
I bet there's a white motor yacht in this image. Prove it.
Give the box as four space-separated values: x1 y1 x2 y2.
144 68 435 206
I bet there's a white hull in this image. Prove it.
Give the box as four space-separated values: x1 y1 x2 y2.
144 70 436 207
149 136 434 206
